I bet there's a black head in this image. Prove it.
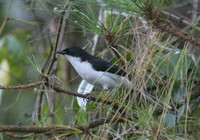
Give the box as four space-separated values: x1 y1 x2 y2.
56 47 93 61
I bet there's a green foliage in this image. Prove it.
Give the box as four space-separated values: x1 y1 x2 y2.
1 0 200 139
71 7 104 35
78 0 142 13
0 29 30 80
155 50 192 81
67 1 199 138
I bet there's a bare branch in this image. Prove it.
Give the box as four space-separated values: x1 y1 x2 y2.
0 125 81 134
0 81 44 89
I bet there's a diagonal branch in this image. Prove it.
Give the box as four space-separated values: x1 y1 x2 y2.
143 3 200 47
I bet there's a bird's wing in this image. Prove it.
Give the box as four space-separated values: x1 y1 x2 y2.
89 57 126 76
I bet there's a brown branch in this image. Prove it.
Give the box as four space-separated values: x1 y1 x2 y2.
87 116 125 129
52 84 163 116
0 81 44 89
143 3 200 47
51 83 198 115
5 132 34 139
0 77 122 111
161 10 200 32
154 22 200 46
51 84 125 112
0 125 81 134
51 84 124 113
0 116 132 139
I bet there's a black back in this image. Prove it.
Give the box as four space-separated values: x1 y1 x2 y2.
60 47 126 76
88 58 126 76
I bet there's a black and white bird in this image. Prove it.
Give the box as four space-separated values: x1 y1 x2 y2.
56 47 173 110
56 47 131 90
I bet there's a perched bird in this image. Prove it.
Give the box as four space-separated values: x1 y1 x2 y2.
56 46 131 90
56 47 172 110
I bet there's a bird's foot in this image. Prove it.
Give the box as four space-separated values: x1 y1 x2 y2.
85 93 92 102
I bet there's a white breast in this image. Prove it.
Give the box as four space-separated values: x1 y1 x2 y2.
65 55 131 90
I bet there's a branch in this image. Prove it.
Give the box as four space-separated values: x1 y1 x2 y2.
154 22 200 46
144 3 200 47
161 9 200 32
0 116 130 139
0 125 81 134
52 84 167 115
0 81 44 89
51 84 122 110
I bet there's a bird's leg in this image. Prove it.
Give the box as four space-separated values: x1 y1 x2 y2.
84 93 92 102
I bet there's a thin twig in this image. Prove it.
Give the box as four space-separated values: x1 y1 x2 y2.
0 0 13 35
41 30 54 73
46 2 74 75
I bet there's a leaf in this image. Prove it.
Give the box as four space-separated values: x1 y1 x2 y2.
170 52 191 80
155 56 174 77
164 112 175 128
164 105 185 128
75 109 87 125
191 107 200 117
171 85 186 102
73 99 88 125
155 51 191 81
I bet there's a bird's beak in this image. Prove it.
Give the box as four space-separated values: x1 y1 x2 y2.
56 50 64 55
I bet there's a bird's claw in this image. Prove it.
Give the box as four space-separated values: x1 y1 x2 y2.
85 94 92 102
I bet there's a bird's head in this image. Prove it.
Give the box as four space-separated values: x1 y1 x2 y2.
56 47 89 57
56 47 93 62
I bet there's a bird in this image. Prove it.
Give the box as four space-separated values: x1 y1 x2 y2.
56 46 131 90
56 47 172 110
